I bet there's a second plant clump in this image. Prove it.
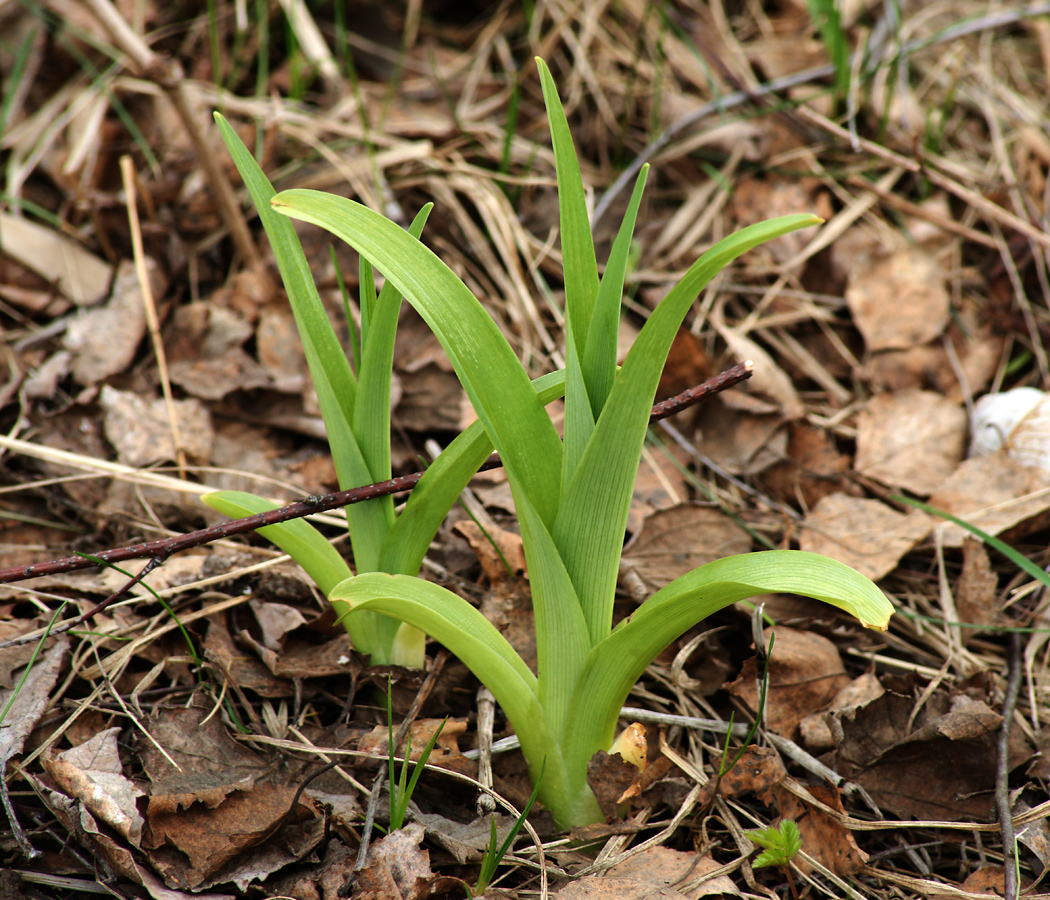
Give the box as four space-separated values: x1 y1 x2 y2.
207 58 893 829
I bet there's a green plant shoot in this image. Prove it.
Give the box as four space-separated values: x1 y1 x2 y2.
746 819 802 869
473 760 545 896
386 682 447 831
261 58 893 828
205 115 571 667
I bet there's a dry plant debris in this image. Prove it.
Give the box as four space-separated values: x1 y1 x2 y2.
1 1 1049 898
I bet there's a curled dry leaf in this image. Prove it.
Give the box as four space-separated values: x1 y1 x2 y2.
970 386 1050 472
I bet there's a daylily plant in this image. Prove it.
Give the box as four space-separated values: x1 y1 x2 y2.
206 116 573 667
258 59 893 829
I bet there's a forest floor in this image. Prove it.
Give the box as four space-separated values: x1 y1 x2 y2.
2 1 1050 899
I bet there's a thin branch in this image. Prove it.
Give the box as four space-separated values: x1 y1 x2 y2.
0 363 752 649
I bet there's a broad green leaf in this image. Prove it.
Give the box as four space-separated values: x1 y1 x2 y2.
537 58 598 361
201 491 381 655
354 205 432 490
214 113 388 574
582 165 648 418
379 370 569 577
553 215 822 645
514 491 590 741
270 189 565 529
559 550 894 783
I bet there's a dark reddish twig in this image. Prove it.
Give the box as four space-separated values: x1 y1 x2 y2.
0 362 751 648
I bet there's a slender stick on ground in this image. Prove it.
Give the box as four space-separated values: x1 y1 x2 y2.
0 363 753 649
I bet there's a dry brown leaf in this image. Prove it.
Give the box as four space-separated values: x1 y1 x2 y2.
760 421 856 510
955 537 1003 639
64 258 162 385
834 687 1014 821
166 302 271 400
44 728 146 847
854 389 968 494
453 519 526 583
728 627 849 739
351 823 435 900
556 845 740 898
0 210 112 306
927 454 1050 547
100 385 214 466
846 246 950 351
718 744 787 802
801 494 932 581
800 671 886 751
620 504 752 597
695 401 788 475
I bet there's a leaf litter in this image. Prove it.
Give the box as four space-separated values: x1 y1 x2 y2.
0 1 1049 898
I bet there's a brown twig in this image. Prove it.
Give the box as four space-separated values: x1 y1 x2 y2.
0 363 752 649
999 630 1024 900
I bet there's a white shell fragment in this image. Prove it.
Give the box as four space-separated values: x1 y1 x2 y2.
969 387 1050 471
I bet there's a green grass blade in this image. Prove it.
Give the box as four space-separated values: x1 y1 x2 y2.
582 166 648 418
553 215 821 645
560 550 893 788
270 189 565 529
895 496 1050 589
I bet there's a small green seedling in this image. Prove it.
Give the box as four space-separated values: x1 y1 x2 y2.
472 761 545 897
747 819 802 869
211 58 893 828
386 684 448 831
720 627 774 778
745 819 802 899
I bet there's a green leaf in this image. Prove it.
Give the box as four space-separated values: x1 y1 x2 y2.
747 820 802 868
354 205 432 489
269 189 565 531
328 573 597 825
559 551 893 790
378 370 568 578
213 113 386 576
536 58 598 362
553 215 822 645
582 165 648 419
201 491 380 654
514 490 590 741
